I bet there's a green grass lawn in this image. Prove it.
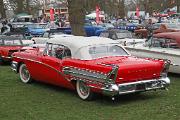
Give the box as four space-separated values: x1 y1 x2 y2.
0 65 180 120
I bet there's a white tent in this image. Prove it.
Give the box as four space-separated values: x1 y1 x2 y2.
86 13 105 19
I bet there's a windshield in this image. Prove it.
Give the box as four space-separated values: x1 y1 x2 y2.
3 39 22 46
0 36 23 46
88 44 128 59
116 32 132 39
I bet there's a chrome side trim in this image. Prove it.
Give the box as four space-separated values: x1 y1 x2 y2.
63 66 107 83
62 65 119 84
1 56 12 59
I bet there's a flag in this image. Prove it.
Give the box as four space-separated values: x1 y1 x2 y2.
136 6 140 18
96 5 100 24
50 8 54 21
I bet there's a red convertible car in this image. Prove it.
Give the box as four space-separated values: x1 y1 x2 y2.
11 36 170 100
0 35 26 64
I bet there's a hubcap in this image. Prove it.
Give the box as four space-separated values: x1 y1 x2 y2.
21 65 30 81
79 81 89 96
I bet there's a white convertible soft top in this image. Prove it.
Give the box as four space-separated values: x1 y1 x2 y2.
47 36 122 60
48 36 117 47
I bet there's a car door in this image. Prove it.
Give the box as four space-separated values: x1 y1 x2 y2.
40 43 73 88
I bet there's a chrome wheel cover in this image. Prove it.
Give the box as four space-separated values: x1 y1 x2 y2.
19 64 31 83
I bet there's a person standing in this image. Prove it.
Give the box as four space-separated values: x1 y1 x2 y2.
146 19 154 39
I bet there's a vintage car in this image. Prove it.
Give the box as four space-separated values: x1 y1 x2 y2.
99 29 145 46
125 32 180 74
0 35 29 64
46 22 105 37
25 23 48 37
10 14 33 28
135 23 180 38
11 36 170 100
115 21 138 32
31 31 73 44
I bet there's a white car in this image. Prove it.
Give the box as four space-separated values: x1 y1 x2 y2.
125 32 180 74
31 31 73 44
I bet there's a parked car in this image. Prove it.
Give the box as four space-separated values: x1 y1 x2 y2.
57 23 105 36
125 32 180 74
31 31 73 44
99 29 145 46
135 23 180 38
98 23 115 29
0 35 27 64
25 23 48 37
115 21 138 32
11 36 170 100
10 14 33 28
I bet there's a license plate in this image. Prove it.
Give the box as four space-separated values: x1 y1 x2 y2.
136 84 145 90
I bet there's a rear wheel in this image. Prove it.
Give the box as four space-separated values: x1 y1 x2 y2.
76 80 94 100
19 64 32 83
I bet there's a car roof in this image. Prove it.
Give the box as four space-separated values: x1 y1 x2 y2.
48 36 117 47
153 32 180 46
48 36 129 60
47 36 118 57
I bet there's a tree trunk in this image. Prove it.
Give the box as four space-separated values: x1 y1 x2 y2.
0 0 6 18
177 0 180 13
67 0 86 36
26 0 31 14
118 0 125 18
15 0 24 14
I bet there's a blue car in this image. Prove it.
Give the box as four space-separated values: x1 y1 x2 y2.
116 21 138 32
25 23 47 37
56 23 105 36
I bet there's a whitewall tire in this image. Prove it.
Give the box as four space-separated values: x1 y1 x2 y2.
76 80 94 100
19 64 32 83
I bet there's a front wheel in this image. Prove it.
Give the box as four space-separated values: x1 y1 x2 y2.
19 63 32 83
76 80 94 100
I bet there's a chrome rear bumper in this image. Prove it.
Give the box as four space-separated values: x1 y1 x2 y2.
103 77 170 96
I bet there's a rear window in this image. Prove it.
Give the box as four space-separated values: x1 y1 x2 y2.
89 44 128 59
